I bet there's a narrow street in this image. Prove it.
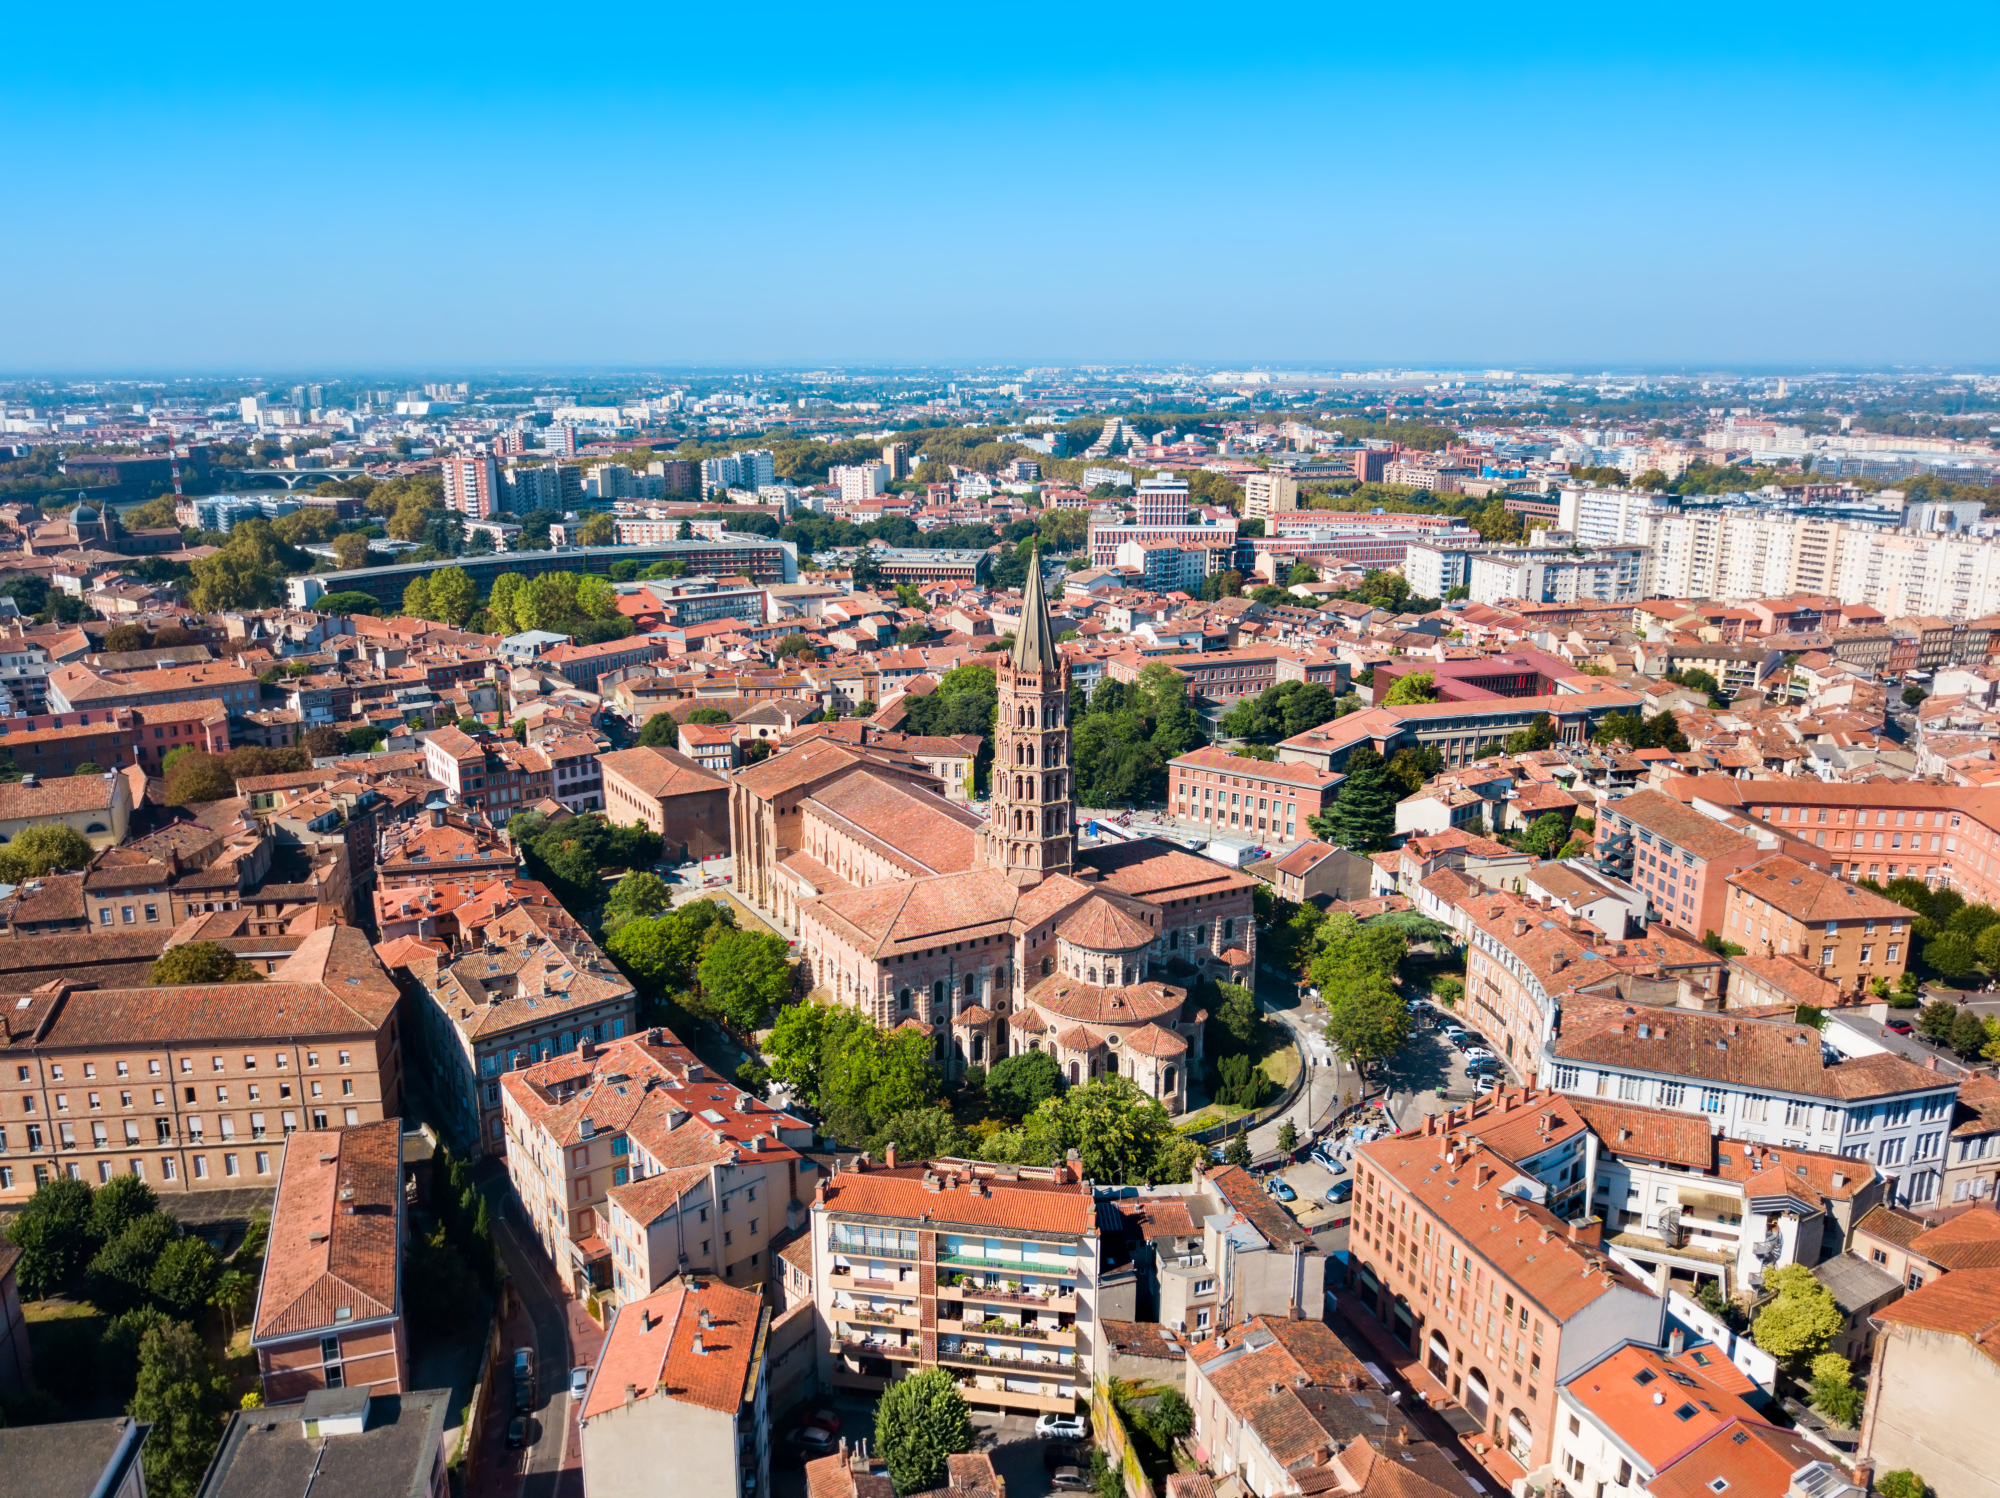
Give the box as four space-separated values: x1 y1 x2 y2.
480 1212 589 1498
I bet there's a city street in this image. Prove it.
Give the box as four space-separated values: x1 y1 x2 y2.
476 1212 596 1498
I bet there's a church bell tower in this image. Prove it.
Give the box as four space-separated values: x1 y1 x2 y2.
979 551 1075 886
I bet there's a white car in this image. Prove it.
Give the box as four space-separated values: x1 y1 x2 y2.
1036 1413 1089 1441
1462 1047 1496 1063
1472 1074 1499 1095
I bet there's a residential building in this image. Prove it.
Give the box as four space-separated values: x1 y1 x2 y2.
1552 1339 1763 1498
375 803 518 888
870 548 987 586
47 659 260 715
1264 841 1368 906
1849 1200 2000 1293
198 1388 450 1498
405 889 636 1157
1168 745 1345 844
250 1120 405 1402
599 746 730 861
0 925 403 1203
579 1278 771 1498
501 1031 813 1297
0 1416 150 1498
1243 471 1299 520
1349 1098 1665 1477
1859 1267 2000 1498
1594 789 1770 941
441 455 504 520
419 727 553 816
1543 995 1961 1208
1720 856 1911 998
1156 1162 1326 1332
1944 1074 2000 1205
1573 1097 1883 1299
808 1153 1100 1415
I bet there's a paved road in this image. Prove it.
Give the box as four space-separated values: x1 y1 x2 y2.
495 1213 578 1498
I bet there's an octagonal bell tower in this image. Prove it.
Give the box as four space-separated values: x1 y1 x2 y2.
978 551 1075 886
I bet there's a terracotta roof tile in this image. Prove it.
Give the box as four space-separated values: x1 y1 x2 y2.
252 1120 401 1344
581 1278 765 1420
821 1164 1095 1235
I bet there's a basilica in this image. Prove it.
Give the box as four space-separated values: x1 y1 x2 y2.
728 558 1257 1114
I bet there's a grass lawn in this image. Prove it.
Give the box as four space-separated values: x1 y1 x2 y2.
1257 1032 1300 1089
1177 1103 1252 1130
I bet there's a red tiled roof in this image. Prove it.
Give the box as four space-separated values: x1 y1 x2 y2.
581 1278 765 1420
821 1164 1094 1234
252 1120 401 1344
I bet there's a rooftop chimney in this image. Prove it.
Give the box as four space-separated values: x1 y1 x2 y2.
1568 1217 1602 1247
691 1333 706 1355
1668 1327 1685 1356
885 1142 898 1169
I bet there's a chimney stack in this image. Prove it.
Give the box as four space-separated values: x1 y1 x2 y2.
885 1142 897 1169
1568 1217 1602 1247
1669 1327 1685 1356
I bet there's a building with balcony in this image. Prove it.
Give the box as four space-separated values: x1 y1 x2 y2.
579 1277 770 1498
807 1153 1100 1415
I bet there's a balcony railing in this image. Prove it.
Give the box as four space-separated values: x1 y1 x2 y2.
832 1334 917 1359
953 1318 1055 1342
937 1343 1077 1371
829 1237 918 1261
939 1274 1077 1307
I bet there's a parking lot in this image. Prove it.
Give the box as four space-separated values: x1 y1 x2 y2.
771 1403 1070 1498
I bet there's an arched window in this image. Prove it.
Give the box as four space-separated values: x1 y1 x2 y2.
1195 925 1208 946
1223 918 1236 940
971 1035 985 1062
1068 1061 1079 1084
1088 967 1099 985
963 973 976 997
933 980 947 1005
1167 929 1180 949
1163 1065 1177 1093
898 988 912 1011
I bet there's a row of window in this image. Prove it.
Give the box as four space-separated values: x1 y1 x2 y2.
18 1048 346 1084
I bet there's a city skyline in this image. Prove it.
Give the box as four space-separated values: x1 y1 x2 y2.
4 1 1998 369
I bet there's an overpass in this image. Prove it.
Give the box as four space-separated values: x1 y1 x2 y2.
286 536 800 609
240 466 373 490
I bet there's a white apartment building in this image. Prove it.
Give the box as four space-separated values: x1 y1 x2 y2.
441 455 503 520
1467 545 1646 606
1541 998 1959 1208
830 462 891 505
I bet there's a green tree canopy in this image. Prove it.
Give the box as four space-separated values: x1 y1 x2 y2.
694 928 796 1034
1381 670 1438 706
0 820 97 881
1750 1263 1843 1366
985 1050 1065 1121
131 1319 230 1498
152 941 262 985
162 751 236 806
601 871 670 934
4 1175 96 1297
637 712 679 746
875 1367 975 1495
605 898 737 994
1308 747 1398 852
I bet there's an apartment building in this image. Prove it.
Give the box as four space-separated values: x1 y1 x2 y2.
501 1031 813 1298
1943 1073 2000 1206
1572 1098 1882 1297
420 726 553 815
0 925 403 1202
202 1388 452 1498
1593 789 1769 941
1660 776 1987 895
1719 856 1911 996
1553 1341 1769 1498
0 700 224 779
1859 1269 2000 1498
441 455 504 520
47 660 260 715
579 1278 771 1498
807 1154 1100 1416
1167 745 1345 843
1349 1103 1664 1475
1242 471 1299 519
1542 995 1960 1209
406 898 636 1157
250 1120 406 1403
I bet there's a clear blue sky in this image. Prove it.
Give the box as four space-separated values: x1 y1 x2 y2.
6 1 1998 372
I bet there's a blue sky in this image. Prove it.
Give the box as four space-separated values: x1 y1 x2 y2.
4 1 1998 371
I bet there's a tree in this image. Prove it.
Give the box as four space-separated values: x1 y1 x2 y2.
874 1367 974 1495
162 751 236 806
773 633 817 660
1015 1076 1198 1186
0 820 96 881
579 512 617 546
89 1173 159 1242
1917 998 1961 1043
1286 561 1318 586
87 1211 183 1314
1877 1474 1929 1498
1148 1387 1194 1441
1950 1007 1990 1058
1381 671 1439 706
314 588 377 614
401 575 433 619
330 532 372 570
427 566 478 627
151 941 262 985
302 725 345 759
130 1320 230 1498
762 1001 836 1105
148 1234 221 1318
1750 1263 1843 1366
1505 712 1557 754
1807 1351 1862 1427
637 712 679 746
487 572 524 633
1385 745 1444 795
188 545 279 611
1277 1119 1299 1153
601 871 670 934
1309 747 1398 852
1903 684 1928 708
105 623 149 652
1321 976 1411 1073
985 1051 1063 1121
897 622 931 645
1519 812 1570 857
871 1105 967 1161
576 575 620 621
1925 932 1979 983
606 898 736 996
4 1174 96 1297
686 706 732 725
1214 983 1260 1050
695 928 795 1033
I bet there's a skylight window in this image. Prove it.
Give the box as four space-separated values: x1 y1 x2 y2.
1675 1403 1699 1421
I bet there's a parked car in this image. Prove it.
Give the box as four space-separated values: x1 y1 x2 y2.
569 1367 591 1402
513 1347 535 1380
1464 1056 1501 1074
1462 1047 1496 1063
1036 1413 1090 1441
1044 1443 1092 1472
1268 1178 1297 1201
1886 1019 1914 1035
1472 1074 1499 1095
792 1426 837 1454
513 1378 536 1414
805 1411 843 1437
1325 1179 1354 1203
505 1417 528 1450
1051 1469 1093 1492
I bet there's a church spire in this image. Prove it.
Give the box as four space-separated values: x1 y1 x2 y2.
1012 548 1055 674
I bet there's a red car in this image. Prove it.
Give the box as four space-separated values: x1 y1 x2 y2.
1886 1019 1914 1035
805 1410 842 1438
